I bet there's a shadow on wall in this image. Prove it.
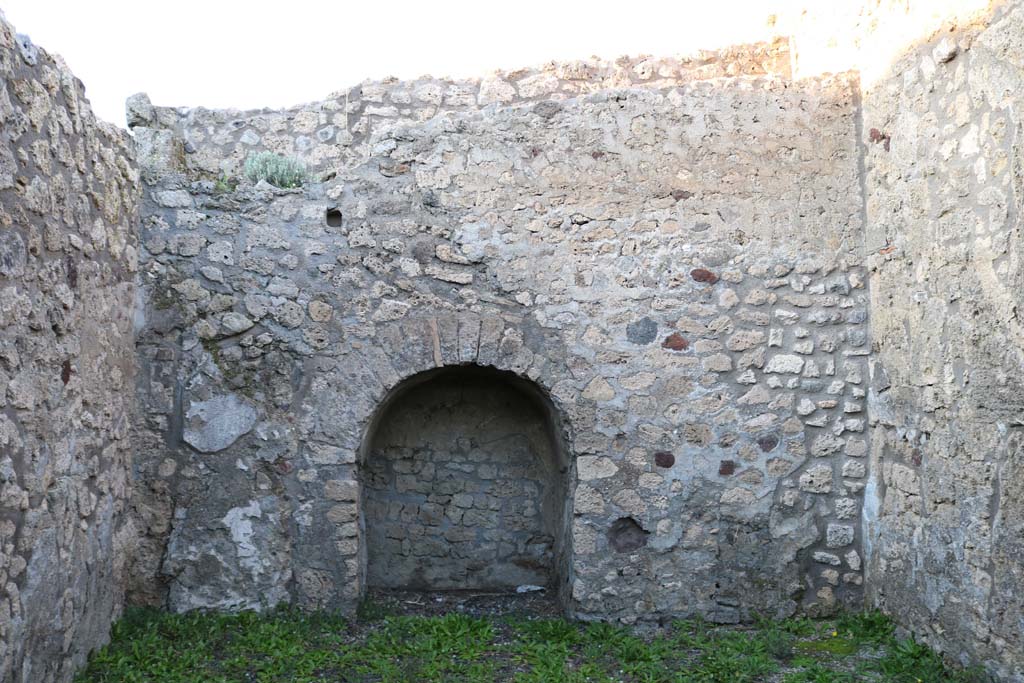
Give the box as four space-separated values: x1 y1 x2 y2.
357 366 575 607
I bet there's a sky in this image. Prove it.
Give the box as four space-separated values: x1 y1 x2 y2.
1 0 788 127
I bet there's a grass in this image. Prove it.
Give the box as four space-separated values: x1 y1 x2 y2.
76 607 993 683
243 151 307 189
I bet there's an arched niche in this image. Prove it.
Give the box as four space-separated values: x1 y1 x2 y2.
357 364 573 606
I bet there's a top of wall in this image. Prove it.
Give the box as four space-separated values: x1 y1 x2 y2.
127 35 863 262
0 12 138 270
0 11 131 149
126 38 795 177
133 36 791 126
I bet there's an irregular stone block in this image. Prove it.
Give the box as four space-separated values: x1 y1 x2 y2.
800 465 833 493
183 394 258 453
765 354 805 374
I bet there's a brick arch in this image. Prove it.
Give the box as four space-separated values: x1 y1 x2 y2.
293 313 591 612
348 314 589 463
356 364 573 471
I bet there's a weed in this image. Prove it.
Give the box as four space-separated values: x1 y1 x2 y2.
795 636 859 657
760 626 797 661
784 661 857 682
874 636 992 683
76 606 992 683
356 595 395 623
243 151 307 189
777 615 817 637
834 608 896 645
213 172 237 194
751 614 799 660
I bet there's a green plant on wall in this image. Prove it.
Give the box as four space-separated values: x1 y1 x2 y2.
243 151 307 189
213 172 237 194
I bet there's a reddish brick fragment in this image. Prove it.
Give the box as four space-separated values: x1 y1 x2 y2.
654 451 675 468
718 460 736 476
662 333 689 351
690 268 719 284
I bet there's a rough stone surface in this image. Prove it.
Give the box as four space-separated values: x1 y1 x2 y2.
863 3 1024 680
0 14 140 683
129 40 867 628
4 3 1024 682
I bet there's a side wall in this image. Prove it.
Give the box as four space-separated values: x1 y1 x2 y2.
129 48 869 623
0 17 140 683
863 1 1024 680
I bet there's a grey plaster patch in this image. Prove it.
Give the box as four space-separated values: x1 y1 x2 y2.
183 394 258 453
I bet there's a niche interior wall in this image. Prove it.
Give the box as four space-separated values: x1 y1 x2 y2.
360 366 574 600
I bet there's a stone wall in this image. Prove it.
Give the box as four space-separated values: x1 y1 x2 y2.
0 14 140 683
363 367 568 593
5 2 1024 679
863 1 1024 680
128 36 870 624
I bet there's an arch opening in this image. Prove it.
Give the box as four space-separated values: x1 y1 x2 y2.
358 365 573 605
